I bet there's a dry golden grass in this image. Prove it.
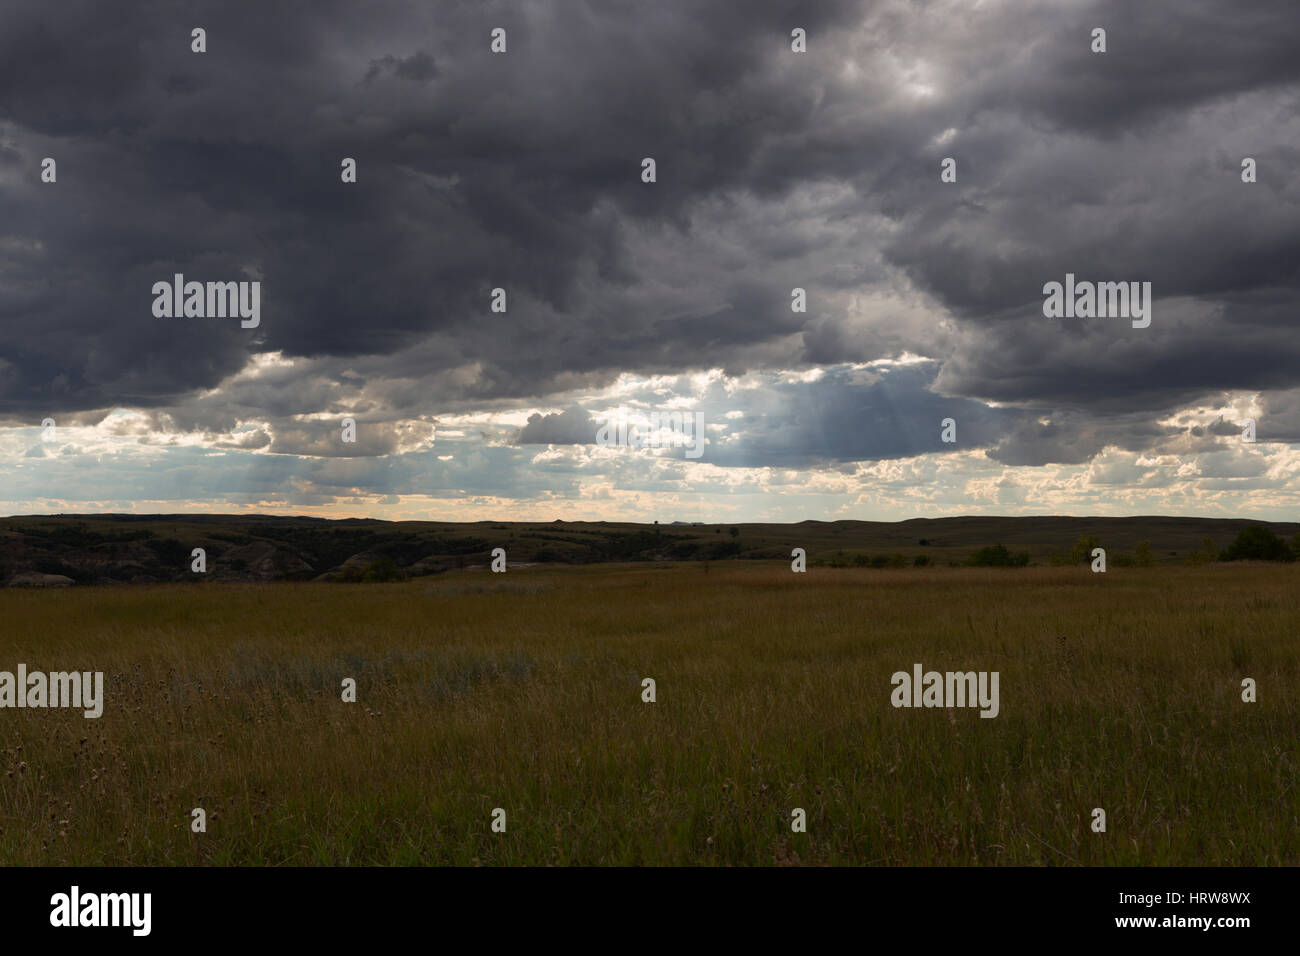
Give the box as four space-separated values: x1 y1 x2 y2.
0 562 1295 865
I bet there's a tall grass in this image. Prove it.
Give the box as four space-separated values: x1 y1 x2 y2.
0 564 1295 865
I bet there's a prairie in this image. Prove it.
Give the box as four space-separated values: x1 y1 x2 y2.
0 562 1295 865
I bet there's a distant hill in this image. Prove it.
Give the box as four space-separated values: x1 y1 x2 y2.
0 513 1296 586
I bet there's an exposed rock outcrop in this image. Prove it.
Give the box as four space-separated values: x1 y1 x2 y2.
8 572 75 588
209 542 314 581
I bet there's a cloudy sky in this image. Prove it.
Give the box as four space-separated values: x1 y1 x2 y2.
2 0 1299 522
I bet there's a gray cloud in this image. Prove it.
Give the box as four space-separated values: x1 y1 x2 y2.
0 0 1297 491
516 405 596 445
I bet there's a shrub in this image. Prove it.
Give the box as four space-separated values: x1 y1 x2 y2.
967 544 1029 567
1220 526 1294 563
1185 537 1217 566
1068 535 1101 565
1113 541 1154 568
360 558 404 582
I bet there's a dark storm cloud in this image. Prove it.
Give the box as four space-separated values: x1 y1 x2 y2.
364 50 438 84
1255 388 1300 443
999 1 1300 136
862 1 1300 437
984 410 1175 468
0 0 1297 474
0 0 864 420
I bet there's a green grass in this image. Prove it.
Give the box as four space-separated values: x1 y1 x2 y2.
0 563 1296 865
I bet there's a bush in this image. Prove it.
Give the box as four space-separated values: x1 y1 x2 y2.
1068 535 1101 565
967 544 1029 567
1220 526 1294 563
913 555 932 567
1185 537 1217 566
360 558 404 582
1113 541 1154 568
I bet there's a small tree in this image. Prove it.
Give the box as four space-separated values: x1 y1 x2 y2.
1068 535 1101 565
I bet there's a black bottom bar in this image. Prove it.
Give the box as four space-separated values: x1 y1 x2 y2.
1 866 1279 943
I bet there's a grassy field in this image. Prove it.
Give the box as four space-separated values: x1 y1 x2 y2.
0 562 1296 865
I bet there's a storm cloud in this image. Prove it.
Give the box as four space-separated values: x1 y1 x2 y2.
1 0 1298 517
